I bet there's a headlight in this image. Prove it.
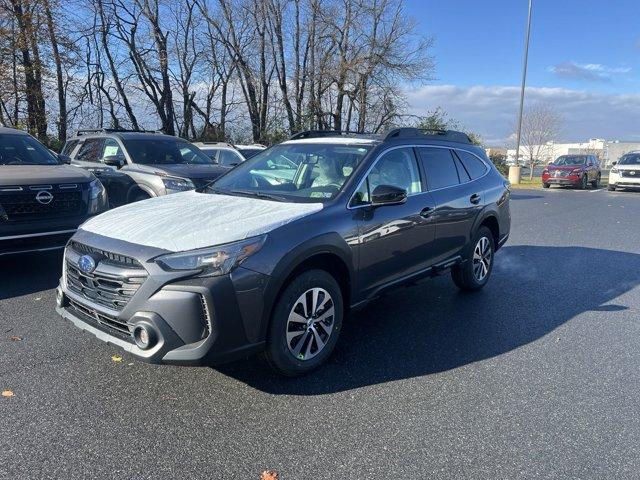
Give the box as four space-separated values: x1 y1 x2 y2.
570 168 582 175
162 177 195 193
88 178 107 213
155 236 266 277
611 167 619 174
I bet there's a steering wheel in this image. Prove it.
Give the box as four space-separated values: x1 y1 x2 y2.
7 156 26 165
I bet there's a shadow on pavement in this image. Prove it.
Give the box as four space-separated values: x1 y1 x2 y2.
217 245 640 395
0 251 63 300
510 193 543 200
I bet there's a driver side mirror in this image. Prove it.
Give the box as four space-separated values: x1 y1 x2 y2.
371 184 407 207
103 155 125 168
58 154 72 164
612 161 617 166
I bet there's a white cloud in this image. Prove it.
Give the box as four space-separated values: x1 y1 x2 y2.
404 84 640 146
548 61 631 82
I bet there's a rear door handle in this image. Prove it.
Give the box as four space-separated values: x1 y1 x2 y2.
470 193 481 205
420 206 433 218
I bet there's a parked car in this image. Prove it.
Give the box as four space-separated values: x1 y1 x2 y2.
541 154 601 189
608 152 640 191
0 127 108 256
55 128 511 375
192 142 246 167
234 143 267 159
62 129 230 208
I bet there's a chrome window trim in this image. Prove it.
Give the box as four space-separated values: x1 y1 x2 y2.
347 144 490 210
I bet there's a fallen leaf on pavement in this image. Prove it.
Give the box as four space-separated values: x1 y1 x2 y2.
261 471 279 480
2 390 15 397
111 355 123 363
9 336 22 341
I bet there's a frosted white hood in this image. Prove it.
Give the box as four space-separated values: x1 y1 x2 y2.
80 191 323 252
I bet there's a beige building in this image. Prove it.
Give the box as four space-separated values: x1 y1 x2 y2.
506 138 640 166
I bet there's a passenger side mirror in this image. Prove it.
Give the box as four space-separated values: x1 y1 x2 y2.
103 155 125 168
371 184 407 207
58 154 72 164
612 161 617 166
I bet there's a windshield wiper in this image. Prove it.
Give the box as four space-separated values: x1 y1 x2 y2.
228 189 287 202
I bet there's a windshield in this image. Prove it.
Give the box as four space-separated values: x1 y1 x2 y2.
618 154 640 165
123 138 214 165
0 134 60 166
209 142 374 202
554 155 587 166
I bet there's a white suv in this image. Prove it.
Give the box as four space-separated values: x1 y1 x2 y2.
608 152 640 191
192 142 245 167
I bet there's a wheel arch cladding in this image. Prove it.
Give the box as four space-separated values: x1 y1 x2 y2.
479 215 500 247
261 249 353 341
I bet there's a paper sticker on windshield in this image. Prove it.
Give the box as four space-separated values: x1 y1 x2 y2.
104 146 120 157
310 191 332 198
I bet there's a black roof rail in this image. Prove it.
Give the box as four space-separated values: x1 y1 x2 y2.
289 130 380 140
74 128 164 136
384 128 472 144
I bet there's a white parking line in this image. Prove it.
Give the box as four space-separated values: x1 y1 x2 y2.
590 188 604 193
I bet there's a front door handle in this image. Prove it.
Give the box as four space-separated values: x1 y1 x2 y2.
420 206 433 218
470 193 481 205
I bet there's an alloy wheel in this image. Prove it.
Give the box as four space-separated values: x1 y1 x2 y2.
286 287 335 361
472 236 492 282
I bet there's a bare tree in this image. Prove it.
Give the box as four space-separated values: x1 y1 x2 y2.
519 103 562 180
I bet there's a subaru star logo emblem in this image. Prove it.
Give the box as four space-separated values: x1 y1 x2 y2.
78 255 97 274
35 190 53 205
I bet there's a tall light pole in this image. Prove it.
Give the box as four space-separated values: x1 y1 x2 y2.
510 0 533 185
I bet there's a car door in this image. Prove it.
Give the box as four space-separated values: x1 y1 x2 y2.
95 138 133 207
352 146 437 298
416 147 486 264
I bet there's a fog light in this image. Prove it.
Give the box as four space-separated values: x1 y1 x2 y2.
133 324 156 350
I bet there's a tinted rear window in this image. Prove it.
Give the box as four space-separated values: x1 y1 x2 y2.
417 147 459 190
456 150 487 180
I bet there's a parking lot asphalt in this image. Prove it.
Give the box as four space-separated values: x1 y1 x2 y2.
2 187 640 479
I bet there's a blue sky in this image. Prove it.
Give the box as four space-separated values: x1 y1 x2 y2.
403 0 640 144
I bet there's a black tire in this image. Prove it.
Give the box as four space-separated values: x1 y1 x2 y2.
451 226 495 292
579 174 588 190
265 269 343 376
131 192 151 203
543 183 550 189
591 174 601 188
607 184 616 191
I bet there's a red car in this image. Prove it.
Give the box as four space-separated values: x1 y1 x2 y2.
542 154 602 189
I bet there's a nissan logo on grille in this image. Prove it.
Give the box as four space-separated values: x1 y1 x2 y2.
35 190 54 205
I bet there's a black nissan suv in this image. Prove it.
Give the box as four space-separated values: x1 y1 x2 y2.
62 129 230 208
56 128 511 376
0 127 108 256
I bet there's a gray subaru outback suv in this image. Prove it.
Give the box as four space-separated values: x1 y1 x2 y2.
62 129 230 208
56 129 510 376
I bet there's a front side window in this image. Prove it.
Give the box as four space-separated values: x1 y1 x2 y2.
75 138 105 163
0 134 60 166
123 138 215 165
211 142 374 202
102 138 124 160
352 147 422 205
418 147 460 190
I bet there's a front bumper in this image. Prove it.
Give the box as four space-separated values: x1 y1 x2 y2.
609 172 640 188
55 231 269 365
542 173 582 186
